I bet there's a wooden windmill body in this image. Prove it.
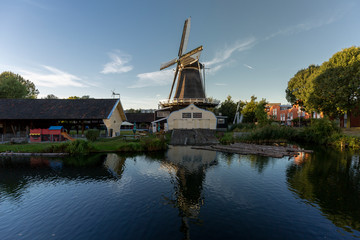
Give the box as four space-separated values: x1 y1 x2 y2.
159 18 219 111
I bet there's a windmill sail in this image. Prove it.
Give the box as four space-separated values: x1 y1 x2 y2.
160 58 177 70
179 46 203 66
178 17 191 57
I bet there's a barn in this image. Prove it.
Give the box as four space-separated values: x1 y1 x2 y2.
0 98 126 140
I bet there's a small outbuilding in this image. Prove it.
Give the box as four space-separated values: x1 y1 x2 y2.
167 104 217 130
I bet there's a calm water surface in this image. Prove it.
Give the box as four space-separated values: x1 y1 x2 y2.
0 146 359 239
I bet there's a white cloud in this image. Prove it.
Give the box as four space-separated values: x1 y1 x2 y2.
215 83 228 86
265 17 337 40
243 64 254 69
204 38 256 68
101 51 133 74
19 65 87 87
129 69 174 88
121 96 161 109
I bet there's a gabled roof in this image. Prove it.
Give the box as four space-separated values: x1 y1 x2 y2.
126 113 154 123
0 99 122 120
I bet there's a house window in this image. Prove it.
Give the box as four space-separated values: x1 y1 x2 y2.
182 113 191 118
281 114 285 121
218 118 225 124
273 108 277 117
193 112 202 118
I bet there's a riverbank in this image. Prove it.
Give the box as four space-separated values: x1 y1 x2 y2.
223 119 360 150
0 134 168 154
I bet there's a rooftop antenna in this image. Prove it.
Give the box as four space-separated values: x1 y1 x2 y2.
111 90 120 99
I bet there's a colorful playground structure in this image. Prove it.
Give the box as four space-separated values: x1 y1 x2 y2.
29 126 74 143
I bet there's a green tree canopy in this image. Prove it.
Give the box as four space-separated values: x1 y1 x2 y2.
0 71 39 99
309 46 360 118
285 64 320 109
218 95 237 123
43 94 59 99
254 98 268 125
68 95 92 99
242 95 258 123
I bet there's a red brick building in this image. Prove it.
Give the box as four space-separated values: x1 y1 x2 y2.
265 103 322 126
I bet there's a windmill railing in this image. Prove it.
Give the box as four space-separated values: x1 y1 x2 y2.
159 98 220 105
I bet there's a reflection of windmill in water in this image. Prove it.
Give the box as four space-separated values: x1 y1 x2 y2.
162 147 218 239
159 18 219 110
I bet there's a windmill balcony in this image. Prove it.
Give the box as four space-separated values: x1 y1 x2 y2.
159 98 220 107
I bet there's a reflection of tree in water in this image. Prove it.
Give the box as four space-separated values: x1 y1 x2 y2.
242 154 277 173
286 149 360 234
0 154 112 201
218 152 277 173
162 146 217 240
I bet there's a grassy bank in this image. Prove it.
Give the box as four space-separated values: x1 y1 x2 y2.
0 134 168 154
221 118 360 150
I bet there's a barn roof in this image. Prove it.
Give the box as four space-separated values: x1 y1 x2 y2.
126 113 154 123
0 99 122 120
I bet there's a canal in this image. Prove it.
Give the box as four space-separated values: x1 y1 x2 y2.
0 146 359 239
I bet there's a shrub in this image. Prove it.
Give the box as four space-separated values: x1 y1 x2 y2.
86 129 100 142
302 117 340 144
241 125 299 143
141 137 167 151
219 132 235 144
328 133 360 149
229 123 256 131
46 140 93 155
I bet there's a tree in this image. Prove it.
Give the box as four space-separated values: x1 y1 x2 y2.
43 94 58 99
308 46 360 119
125 108 142 113
68 96 80 99
218 95 237 123
0 71 39 99
68 95 92 99
254 98 268 125
242 95 258 123
286 65 320 110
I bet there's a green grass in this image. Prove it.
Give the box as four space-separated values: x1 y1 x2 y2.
0 142 63 153
0 134 167 153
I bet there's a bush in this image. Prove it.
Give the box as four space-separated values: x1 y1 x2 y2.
241 125 299 143
229 123 256 131
141 137 167 151
86 129 100 141
219 132 235 144
328 133 360 149
46 140 93 155
301 117 340 144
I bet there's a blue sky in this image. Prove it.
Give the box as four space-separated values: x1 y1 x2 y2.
1 0 359 109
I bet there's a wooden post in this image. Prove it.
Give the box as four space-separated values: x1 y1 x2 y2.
81 121 85 134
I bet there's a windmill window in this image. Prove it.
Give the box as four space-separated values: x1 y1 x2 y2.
193 113 202 118
182 113 191 118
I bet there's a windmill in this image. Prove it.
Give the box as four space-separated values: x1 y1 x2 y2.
159 17 217 109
